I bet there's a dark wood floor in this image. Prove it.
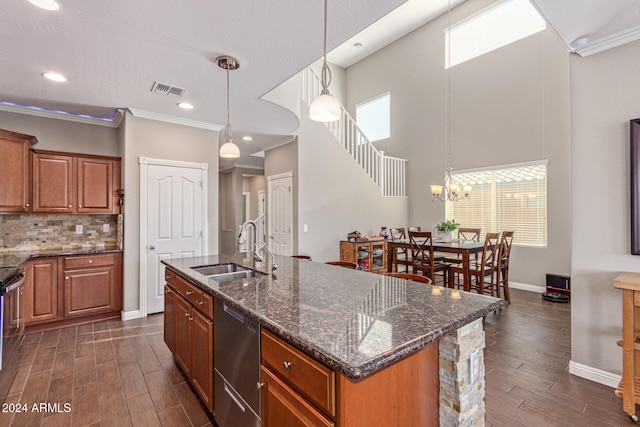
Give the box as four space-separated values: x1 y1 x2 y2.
484 289 628 426
1 315 213 427
0 288 629 426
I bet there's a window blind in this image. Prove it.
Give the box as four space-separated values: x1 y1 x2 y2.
446 161 547 247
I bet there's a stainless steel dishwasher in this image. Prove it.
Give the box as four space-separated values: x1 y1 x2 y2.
214 298 260 427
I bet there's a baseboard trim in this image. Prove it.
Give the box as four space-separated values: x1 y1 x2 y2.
121 310 144 321
510 281 545 293
569 360 620 388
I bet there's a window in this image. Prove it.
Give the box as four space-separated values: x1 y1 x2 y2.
445 0 546 68
356 92 390 142
446 160 547 247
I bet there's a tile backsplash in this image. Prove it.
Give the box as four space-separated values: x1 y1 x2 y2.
0 214 122 252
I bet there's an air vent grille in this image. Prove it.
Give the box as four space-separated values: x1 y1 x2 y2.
151 82 186 98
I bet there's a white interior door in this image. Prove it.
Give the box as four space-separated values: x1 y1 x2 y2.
145 161 206 314
268 172 293 256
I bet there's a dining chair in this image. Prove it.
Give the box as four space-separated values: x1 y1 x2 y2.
441 227 482 265
390 227 409 272
407 226 422 232
408 231 450 286
383 272 432 284
494 231 515 303
291 255 312 261
449 233 499 295
325 261 358 269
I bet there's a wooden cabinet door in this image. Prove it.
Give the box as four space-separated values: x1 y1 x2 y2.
163 285 176 353
174 294 192 375
24 258 58 325
32 152 74 213
261 366 335 427
191 308 214 412
64 266 115 317
77 157 114 213
0 130 34 213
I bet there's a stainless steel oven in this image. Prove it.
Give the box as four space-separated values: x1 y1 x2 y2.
0 271 25 370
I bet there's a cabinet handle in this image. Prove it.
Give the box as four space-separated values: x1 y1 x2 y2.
165 276 171 280
65 276 69 280
188 317 193 321
25 203 30 207
257 382 264 390
79 205 82 208
283 361 292 370
184 312 189 317
68 205 72 208
186 291 194 295
88 260 93 264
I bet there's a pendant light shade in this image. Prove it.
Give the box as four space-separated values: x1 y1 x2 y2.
219 140 240 158
310 0 340 123
217 55 240 159
310 93 341 122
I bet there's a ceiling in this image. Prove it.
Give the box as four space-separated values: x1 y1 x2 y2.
2 0 640 167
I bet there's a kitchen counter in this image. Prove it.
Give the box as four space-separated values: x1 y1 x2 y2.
0 247 122 286
163 253 505 380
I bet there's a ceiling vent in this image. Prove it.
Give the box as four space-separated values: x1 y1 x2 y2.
151 82 186 98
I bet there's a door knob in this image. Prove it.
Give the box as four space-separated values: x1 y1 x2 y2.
149 245 156 250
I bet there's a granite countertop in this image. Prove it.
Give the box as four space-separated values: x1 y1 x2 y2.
0 247 122 285
163 253 506 380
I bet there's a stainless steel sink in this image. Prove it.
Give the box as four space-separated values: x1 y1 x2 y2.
208 270 264 283
190 263 248 276
190 263 264 282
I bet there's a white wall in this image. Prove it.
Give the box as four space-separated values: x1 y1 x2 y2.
570 39 640 376
296 101 408 262
0 111 118 156
343 0 572 288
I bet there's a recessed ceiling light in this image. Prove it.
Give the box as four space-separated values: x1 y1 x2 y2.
28 0 60 11
242 136 253 141
42 72 67 82
177 102 194 110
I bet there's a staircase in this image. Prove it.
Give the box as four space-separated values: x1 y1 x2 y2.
301 67 407 198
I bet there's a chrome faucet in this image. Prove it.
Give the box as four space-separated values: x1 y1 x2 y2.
238 220 258 248
254 240 277 272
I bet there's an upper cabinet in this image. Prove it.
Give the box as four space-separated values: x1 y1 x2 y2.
32 150 121 214
0 129 38 213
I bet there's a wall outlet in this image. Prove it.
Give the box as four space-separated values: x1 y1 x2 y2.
469 349 480 384
103 223 110 232
76 225 83 234
303 224 308 232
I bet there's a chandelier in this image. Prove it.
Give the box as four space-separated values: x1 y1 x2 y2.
430 0 470 202
217 55 241 159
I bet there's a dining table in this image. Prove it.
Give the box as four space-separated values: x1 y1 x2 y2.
386 238 485 291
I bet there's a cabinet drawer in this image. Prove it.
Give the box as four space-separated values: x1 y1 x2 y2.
261 330 336 416
173 274 213 319
64 253 115 270
634 291 640 307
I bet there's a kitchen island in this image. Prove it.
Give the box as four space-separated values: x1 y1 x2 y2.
163 253 505 426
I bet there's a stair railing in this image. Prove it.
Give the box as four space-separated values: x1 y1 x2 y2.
302 66 407 197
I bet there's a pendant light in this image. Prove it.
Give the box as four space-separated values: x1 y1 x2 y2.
430 0 471 202
217 55 241 159
309 0 341 122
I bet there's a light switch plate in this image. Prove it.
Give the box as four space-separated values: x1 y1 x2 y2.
103 224 110 232
76 225 83 234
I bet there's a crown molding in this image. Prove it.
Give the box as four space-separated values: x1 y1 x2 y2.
0 103 125 128
576 23 640 57
127 108 223 131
